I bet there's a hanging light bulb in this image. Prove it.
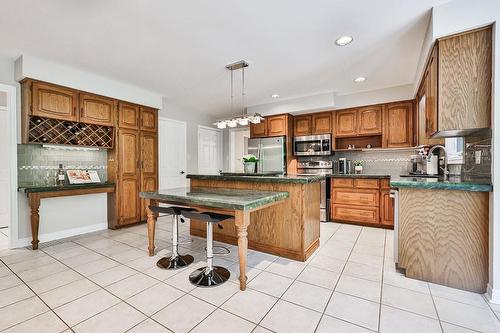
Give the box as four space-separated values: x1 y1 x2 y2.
215 121 227 129
237 118 249 126
226 119 237 128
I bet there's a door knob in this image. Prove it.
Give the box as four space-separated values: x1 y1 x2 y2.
180 171 185 174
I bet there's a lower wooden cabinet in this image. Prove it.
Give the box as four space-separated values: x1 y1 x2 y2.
331 177 393 228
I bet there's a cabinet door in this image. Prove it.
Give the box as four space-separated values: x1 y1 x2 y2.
118 129 140 225
335 110 357 137
140 132 158 220
32 81 78 121
358 106 382 135
140 107 157 132
118 102 140 129
312 112 332 134
267 115 287 136
384 102 413 148
380 190 394 227
79 93 115 126
426 44 439 137
294 115 312 136
250 119 267 138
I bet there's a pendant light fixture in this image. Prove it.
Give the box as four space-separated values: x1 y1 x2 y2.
214 60 264 129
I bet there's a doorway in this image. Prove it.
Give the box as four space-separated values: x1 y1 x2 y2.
229 128 250 172
197 126 223 174
0 84 16 250
158 118 187 189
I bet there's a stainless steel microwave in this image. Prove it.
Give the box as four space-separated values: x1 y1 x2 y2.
293 134 332 156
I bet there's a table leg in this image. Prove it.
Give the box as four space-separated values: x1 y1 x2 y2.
235 210 250 291
147 199 158 256
28 194 41 250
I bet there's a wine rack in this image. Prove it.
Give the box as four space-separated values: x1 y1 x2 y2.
28 116 114 148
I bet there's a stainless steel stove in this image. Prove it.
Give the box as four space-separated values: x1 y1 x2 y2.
297 160 332 222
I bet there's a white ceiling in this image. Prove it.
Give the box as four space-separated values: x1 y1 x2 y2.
0 0 446 116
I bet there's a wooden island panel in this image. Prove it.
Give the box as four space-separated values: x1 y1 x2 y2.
189 179 320 261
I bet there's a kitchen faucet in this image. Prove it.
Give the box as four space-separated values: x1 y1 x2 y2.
427 145 449 180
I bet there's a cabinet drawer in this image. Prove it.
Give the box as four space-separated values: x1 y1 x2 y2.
332 178 353 188
354 179 379 189
333 189 379 207
332 205 379 224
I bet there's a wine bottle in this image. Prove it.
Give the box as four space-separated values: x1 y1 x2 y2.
57 164 65 186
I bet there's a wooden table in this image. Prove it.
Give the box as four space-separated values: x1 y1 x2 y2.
20 183 115 250
141 186 289 291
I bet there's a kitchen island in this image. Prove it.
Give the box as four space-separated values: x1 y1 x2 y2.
391 176 492 293
187 174 324 261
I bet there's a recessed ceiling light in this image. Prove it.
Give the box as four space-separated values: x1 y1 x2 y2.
354 77 366 83
335 36 353 46
271 94 280 99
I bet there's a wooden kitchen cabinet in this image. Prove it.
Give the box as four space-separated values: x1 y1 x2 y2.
384 101 414 148
312 112 332 134
267 115 288 136
358 106 382 135
140 107 157 132
294 115 312 136
335 109 358 137
118 102 140 129
79 93 115 126
250 118 267 137
140 132 158 220
32 81 79 121
331 177 393 228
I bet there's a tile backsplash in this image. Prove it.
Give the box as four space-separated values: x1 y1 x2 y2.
18 144 108 186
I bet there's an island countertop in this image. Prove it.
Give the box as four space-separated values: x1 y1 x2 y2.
186 173 325 184
390 176 492 192
140 186 289 211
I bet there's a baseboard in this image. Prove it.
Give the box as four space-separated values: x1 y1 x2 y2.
12 222 108 249
486 283 500 304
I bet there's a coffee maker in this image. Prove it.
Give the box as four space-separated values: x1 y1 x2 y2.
409 155 426 175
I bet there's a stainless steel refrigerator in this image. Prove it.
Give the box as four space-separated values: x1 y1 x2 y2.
247 136 286 174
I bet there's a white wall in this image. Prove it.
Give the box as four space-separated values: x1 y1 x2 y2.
334 84 414 109
430 0 499 303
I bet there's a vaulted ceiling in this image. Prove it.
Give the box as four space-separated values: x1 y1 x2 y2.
0 0 448 115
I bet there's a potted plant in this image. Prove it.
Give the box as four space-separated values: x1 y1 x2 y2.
242 154 259 174
354 161 363 174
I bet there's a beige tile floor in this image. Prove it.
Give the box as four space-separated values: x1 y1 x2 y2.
0 218 499 333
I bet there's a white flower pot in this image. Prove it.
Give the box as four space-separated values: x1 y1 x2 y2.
244 162 256 174
355 165 363 174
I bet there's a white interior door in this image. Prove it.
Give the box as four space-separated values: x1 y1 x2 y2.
0 90 9 229
158 118 187 189
198 126 222 174
230 129 250 172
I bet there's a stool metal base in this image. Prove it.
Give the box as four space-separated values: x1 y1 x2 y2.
157 255 194 270
189 266 230 287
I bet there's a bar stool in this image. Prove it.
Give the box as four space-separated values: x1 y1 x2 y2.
148 205 197 269
181 210 232 287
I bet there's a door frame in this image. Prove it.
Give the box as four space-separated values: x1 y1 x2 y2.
0 83 17 249
158 117 187 189
197 125 223 174
229 127 250 172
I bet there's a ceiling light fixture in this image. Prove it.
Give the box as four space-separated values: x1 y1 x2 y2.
213 60 264 129
354 76 366 83
271 94 280 99
335 36 353 46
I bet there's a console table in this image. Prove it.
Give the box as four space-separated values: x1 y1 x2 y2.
19 183 115 249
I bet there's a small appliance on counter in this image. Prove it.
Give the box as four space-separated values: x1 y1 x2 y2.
337 158 353 174
293 134 331 156
297 160 333 222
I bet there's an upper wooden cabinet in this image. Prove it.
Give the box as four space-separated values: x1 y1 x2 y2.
312 112 332 134
267 115 288 136
140 107 157 132
335 109 358 137
118 102 140 129
294 115 312 136
79 93 115 126
384 101 414 148
31 81 78 121
424 26 492 137
358 106 382 135
249 118 267 138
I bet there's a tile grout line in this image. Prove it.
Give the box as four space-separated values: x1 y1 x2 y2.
377 229 388 333
428 282 445 333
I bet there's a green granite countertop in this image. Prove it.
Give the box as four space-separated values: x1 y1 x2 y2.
140 186 289 211
390 176 492 192
19 182 115 193
329 174 391 179
187 174 325 184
